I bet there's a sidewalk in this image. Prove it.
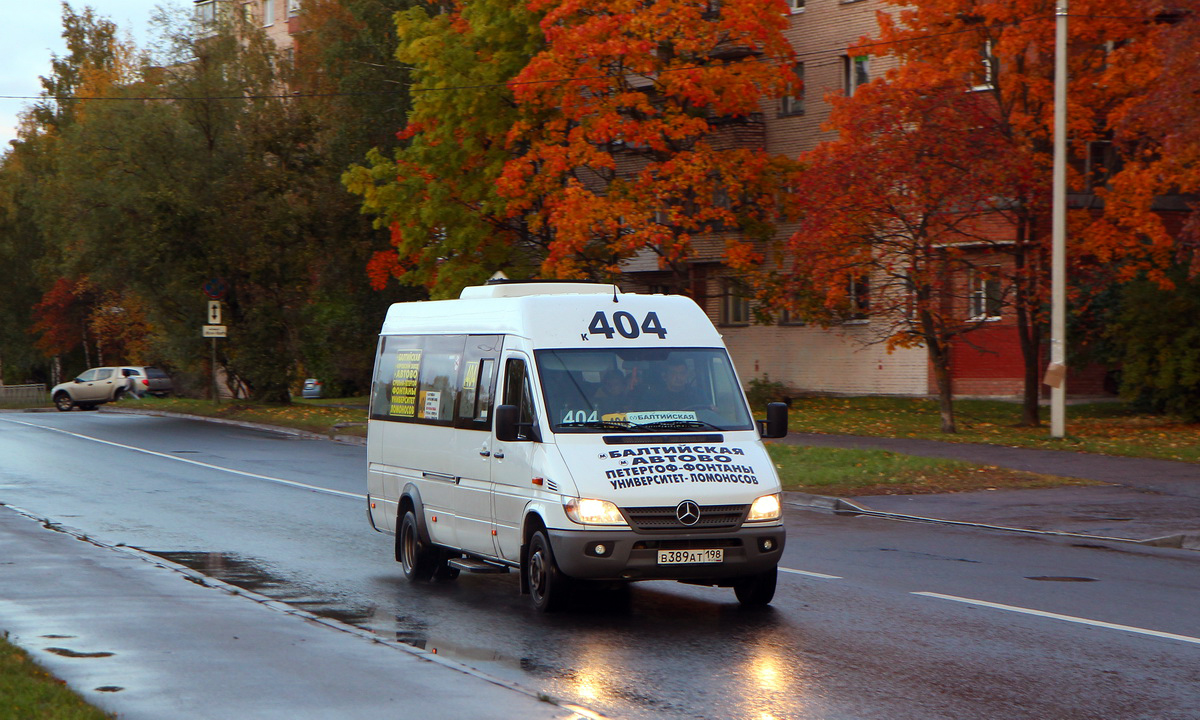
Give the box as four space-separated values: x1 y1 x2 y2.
779 432 1200 549
0 504 591 720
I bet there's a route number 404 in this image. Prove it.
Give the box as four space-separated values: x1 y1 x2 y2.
588 311 667 340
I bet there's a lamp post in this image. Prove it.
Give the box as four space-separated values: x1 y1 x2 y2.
1049 0 1068 438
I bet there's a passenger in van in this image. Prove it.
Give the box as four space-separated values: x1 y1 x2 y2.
593 368 633 414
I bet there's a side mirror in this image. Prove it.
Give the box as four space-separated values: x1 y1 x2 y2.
74 377 84 384
495 404 520 442
759 402 789 439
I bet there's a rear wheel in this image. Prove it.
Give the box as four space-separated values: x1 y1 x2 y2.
398 510 436 581
526 530 570 612
733 567 777 608
54 392 74 412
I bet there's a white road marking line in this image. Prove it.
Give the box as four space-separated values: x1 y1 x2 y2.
780 567 842 579
914 591 1200 646
0 418 365 501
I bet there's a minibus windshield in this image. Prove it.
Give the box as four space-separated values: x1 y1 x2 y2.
535 348 755 433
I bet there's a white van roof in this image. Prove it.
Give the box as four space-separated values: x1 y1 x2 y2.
380 283 723 348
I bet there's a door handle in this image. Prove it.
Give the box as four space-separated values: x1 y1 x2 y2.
493 448 505 459
479 447 491 457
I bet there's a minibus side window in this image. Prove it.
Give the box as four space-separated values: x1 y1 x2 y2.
369 334 464 425
502 358 538 441
370 335 423 421
457 335 501 430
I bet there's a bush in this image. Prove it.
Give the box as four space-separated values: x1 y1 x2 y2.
1109 277 1200 421
746 374 790 406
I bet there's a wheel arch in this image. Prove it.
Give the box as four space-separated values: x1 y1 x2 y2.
395 483 432 562
518 509 549 595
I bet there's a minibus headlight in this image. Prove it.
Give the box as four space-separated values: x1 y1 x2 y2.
747 493 782 522
564 498 626 526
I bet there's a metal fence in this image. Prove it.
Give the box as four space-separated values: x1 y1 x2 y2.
0 384 49 405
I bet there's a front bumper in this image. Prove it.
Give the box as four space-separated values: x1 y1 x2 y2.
547 525 784 581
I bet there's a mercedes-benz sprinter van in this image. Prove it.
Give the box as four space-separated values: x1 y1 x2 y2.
366 281 788 611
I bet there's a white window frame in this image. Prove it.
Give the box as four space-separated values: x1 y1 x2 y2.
788 0 805 12
968 268 1003 321
262 0 275 26
845 274 870 323
844 55 870 96
720 281 751 327
288 0 302 17
970 39 997 92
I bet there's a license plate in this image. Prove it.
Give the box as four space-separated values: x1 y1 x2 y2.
657 548 724 565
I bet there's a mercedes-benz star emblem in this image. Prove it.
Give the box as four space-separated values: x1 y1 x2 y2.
676 500 701 526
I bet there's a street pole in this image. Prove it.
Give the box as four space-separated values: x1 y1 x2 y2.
212 337 220 406
1050 0 1068 438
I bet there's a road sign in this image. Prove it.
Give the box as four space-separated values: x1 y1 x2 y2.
202 325 227 338
202 277 228 300
207 301 222 325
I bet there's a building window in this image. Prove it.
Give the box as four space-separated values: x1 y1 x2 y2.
788 0 805 12
971 39 997 91
721 281 751 326
781 62 805 116
288 0 301 16
195 0 217 25
845 274 870 321
844 55 870 96
969 268 1003 320
779 307 806 326
262 0 275 26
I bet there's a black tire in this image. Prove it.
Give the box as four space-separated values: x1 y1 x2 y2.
526 530 570 612
54 392 74 412
733 567 777 608
398 510 436 582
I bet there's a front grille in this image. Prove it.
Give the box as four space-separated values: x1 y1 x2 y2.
622 504 748 533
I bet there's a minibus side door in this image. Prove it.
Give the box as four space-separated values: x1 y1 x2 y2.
450 335 502 557
490 353 540 563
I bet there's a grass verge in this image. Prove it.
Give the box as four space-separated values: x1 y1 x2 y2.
785 396 1200 463
0 634 113 719
116 396 368 438
766 443 1100 496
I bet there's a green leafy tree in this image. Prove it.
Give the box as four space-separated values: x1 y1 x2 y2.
344 0 548 298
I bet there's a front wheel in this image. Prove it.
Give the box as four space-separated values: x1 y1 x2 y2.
526 530 571 612
398 510 436 581
54 392 74 412
733 567 777 608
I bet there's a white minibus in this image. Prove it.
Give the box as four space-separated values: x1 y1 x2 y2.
366 281 788 611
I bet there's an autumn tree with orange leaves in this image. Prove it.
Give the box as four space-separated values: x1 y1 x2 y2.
731 82 1034 432
744 0 1165 427
498 0 801 283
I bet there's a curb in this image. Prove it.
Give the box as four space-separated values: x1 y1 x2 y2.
785 492 1200 551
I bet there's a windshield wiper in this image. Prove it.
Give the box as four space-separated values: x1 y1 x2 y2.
630 419 724 431
556 420 638 431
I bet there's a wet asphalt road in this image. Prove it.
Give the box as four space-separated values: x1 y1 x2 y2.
2 411 1199 720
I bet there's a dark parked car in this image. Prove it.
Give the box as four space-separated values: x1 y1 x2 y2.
125 366 173 398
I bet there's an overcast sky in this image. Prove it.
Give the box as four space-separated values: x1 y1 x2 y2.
1 1 180 151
